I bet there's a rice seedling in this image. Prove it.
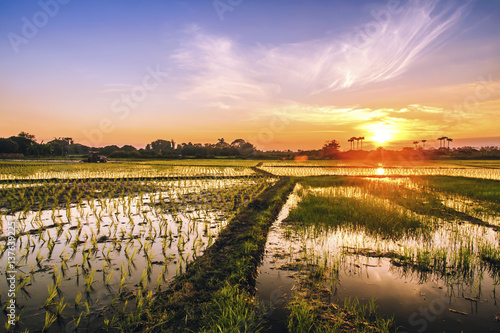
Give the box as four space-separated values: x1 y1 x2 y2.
55 297 67 317
286 189 425 239
249 173 500 333
44 284 58 308
42 311 57 332
85 269 96 293
74 292 82 307
287 296 315 333
84 300 91 316
0 163 279 331
200 284 264 333
72 312 84 330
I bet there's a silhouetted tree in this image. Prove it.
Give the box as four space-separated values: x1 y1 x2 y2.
322 140 341 159
99 145 120 156
18 131 36 141
438 136 448 149
150 139 174 152
216 138 229 148
231 139 255 156
348 137 354 150
9 133 36 155
0 139 19 153
121 145 137 152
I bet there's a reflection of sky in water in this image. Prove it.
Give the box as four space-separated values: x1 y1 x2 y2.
0 178 270 331
257 181 500 333
261 166 500 180
0 165 255 180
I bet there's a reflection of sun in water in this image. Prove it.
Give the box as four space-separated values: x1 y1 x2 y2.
377 168 385 175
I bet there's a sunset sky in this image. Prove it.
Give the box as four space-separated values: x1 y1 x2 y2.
1 0 499 151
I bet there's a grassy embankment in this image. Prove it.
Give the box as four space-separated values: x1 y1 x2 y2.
120 176 296 332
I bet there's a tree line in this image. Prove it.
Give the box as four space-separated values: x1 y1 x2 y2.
1 133 499 160
0 132 263 159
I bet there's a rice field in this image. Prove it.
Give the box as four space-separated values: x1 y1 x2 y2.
258 165 500 180
0 161 276 331
1 160 499 332
0 160 258 180
256 174 500 332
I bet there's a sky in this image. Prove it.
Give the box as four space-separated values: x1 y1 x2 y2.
1 0 499 151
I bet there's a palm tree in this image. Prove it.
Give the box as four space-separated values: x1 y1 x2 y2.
348 137 354 150
413 141 419 149
355 137 360 150
438 136 448 149
421 139 427 149
447 138 453 149
352 137 357 150
359 137 365 151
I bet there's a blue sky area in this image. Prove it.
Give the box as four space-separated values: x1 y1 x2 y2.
1 0 499 149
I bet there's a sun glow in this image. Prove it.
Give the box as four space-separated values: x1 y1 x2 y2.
373 131 392 144
366 123 396 144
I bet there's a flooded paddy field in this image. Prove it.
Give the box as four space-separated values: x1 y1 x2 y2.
259 165 500 180
256 175 500 332
0 160 259 181
0 169 276 331
1 160 499 332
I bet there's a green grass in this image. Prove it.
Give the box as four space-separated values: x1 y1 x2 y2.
291 176 500 282
200 284 263 333
417 176 500 206
295 176 354 188
287 268 395 333
0 160 260 180
439 160 500 169
287 296 317 333
286 191 425 239
139 159 263 167
297 176 497 228
356 178 484 223
478 242 500 277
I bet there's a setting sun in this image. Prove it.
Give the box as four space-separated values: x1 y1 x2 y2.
373 131 392 144
365 123 395 144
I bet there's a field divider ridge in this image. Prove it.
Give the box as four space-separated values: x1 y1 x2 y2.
124 176 296 332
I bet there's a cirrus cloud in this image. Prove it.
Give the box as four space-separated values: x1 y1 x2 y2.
170 0 472 107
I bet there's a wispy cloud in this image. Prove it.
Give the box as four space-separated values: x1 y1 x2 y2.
171 1 471 106
253 102 449 131
170 24 280 105
270 104 389 124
